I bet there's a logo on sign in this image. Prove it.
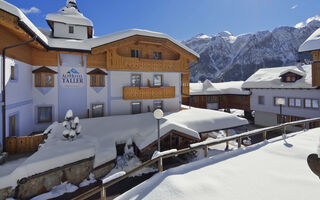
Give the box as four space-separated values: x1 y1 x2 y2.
61 67 84 87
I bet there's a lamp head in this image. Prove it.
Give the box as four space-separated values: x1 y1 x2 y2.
153 109 163 119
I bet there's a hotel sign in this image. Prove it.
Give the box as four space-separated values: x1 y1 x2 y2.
60 67 85 88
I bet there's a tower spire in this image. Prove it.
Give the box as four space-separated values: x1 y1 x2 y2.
66 0 79 11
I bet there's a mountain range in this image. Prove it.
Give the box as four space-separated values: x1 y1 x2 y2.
182 18 320 82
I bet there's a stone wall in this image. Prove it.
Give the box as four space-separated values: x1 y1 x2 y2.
0 157 115 200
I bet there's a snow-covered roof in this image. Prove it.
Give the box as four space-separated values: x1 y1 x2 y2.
0 108 247 189
45 0 93 27
0 1 199 58
242 65 315 89
190 80 250 95
0 0 48 44
299 27 320 52
116 129 320 200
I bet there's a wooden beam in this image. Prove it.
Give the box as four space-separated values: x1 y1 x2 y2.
81 54 84 67
58 53 62 66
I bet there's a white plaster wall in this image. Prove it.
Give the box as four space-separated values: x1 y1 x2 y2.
53 22 88 39
109 71 181 115
250 88 320 119
32 66 59 132
86 69 108 117
254 111 278 127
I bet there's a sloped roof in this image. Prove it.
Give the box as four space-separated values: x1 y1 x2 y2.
299 27 320 52
242 65 315 89
32 66 57 74
87 68 108 75
0 1 199 59
190 80 250 95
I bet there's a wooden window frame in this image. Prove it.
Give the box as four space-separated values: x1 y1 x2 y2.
37 106 52 123
90 74 105 87
153 74 163 87
288 97 302 108
92 104 104 118
258 96 264 105
9 115 16 137
131 49 141 58
10 65 15 80
131 74 141 87
131 102 142 114
153 100 163 111
69 25 74 34
34 73 54 87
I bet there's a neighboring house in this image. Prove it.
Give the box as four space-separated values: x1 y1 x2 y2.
0 0 199 145
242 64 320 127
184 80 251 112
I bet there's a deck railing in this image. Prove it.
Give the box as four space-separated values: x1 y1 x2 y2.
72 117 320 200
123 86 175 100
5 134 46 154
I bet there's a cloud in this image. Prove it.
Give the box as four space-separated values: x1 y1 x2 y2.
20 7 41 14
294 15 320 28
291 4 298 9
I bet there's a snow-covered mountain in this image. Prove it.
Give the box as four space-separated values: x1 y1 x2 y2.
183 19 320 82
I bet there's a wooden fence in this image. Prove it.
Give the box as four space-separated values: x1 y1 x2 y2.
5 134 46 154
72 117 320 200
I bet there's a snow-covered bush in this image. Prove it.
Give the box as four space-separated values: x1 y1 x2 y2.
62 110 82 141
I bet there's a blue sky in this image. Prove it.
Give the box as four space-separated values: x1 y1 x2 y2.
5 0 320 41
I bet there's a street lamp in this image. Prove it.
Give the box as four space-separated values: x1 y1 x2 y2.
154 109 164 172
153 109 163 152
277 97 285 124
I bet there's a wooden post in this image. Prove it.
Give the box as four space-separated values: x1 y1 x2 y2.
225 129 229 151
158 157 163 172
263 131 267 141
238 137 241 148
100 187 107 200
204 145 208 158
169 133 172 149
283 126 286 135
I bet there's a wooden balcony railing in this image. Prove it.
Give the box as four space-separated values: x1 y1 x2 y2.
123 86 175 100
107 50 188 72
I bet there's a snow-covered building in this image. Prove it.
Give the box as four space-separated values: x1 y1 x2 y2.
242 64 320 126
0 0 199 147
184 80 251 111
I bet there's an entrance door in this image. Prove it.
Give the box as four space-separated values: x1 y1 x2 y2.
9 115 16 137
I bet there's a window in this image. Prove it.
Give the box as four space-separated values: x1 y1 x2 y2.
10 65 15 80
92 104 104 118
132 102 141 114
258 96 264 105
35 73 54 87
38 107 52 123
153 101 163 110
304 99 319 109
208 96 218 103
153 75 163 87
286 76 291 82
131 74 141 87
69 26 74 34
131 49 141 58
312 99 319 108
90 75 105 87
288 98 302 107
153 52 162 60
9 115 16 137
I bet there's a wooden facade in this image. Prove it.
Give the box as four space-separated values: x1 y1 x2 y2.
123 86 176 100
185 94 251 111
0 9 197 99
311 51 320 86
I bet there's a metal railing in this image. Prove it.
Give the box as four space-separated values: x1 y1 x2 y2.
73 117 320 200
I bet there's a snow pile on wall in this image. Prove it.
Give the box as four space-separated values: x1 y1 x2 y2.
0 107 247 189
116 128 320 200
242 64 314 89
190 80 250 95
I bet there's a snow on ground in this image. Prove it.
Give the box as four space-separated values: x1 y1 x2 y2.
116 129 320 200
0 107 247 189
0 156 28 178
31 182 78 200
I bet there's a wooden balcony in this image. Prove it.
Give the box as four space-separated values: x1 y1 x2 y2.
123 86 176 100
107 50 188 72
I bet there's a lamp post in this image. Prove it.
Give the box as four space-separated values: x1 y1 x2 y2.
153 109 163 171
277 97 285 124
